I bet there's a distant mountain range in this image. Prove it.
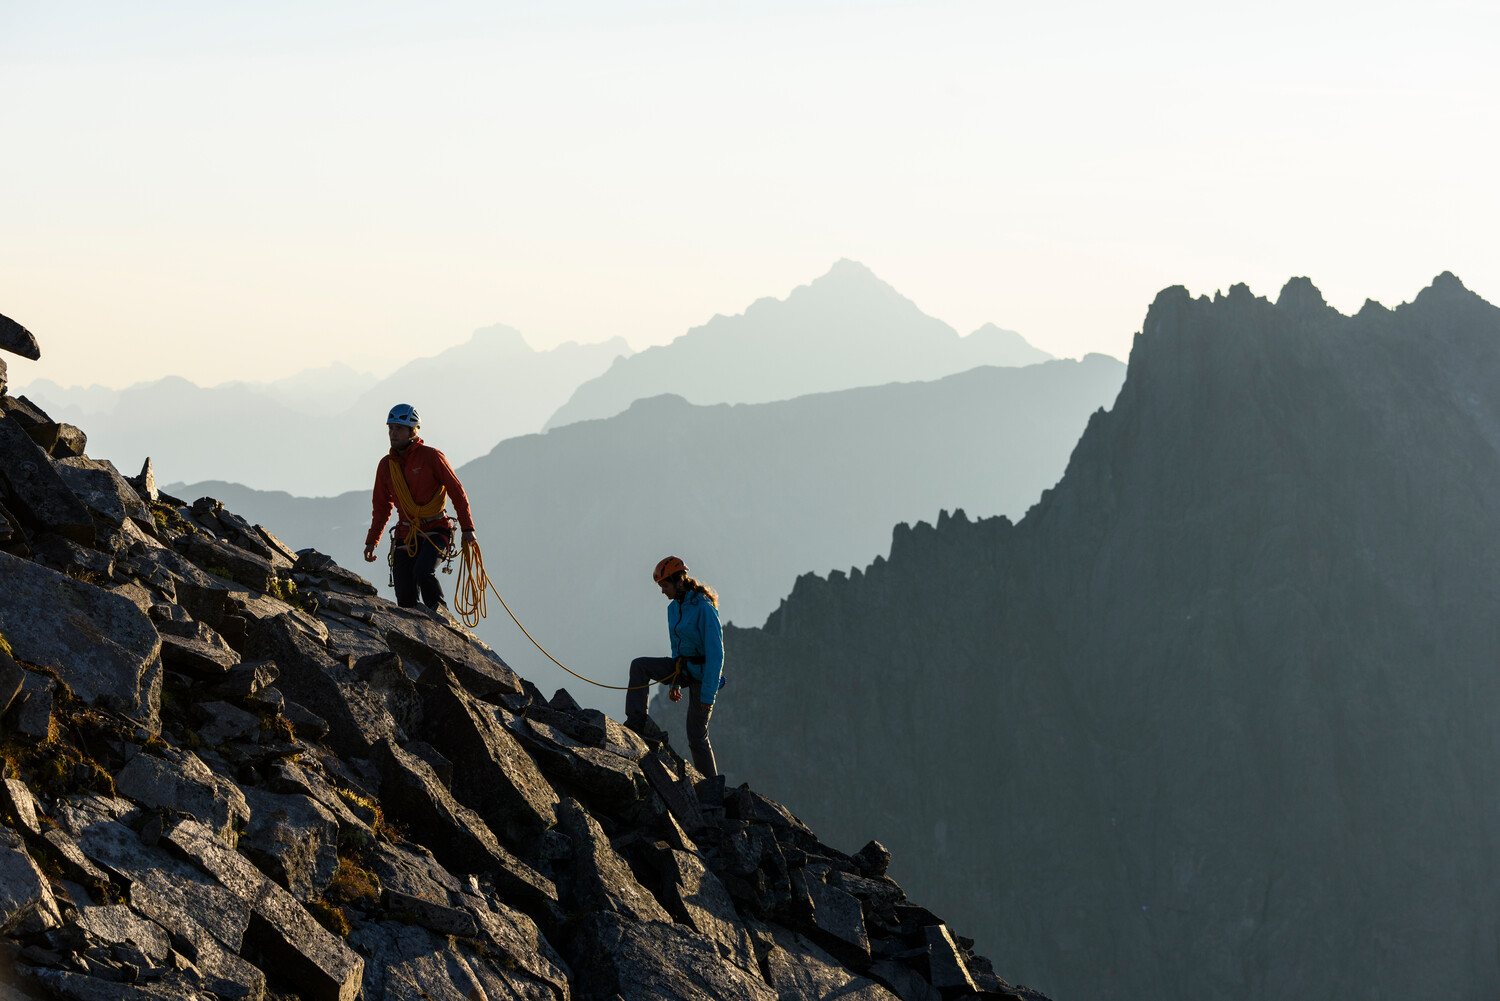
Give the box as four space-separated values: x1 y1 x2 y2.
543 259 1052 429
668 273 1500 1000
176 354 1125 709
24 326 631 496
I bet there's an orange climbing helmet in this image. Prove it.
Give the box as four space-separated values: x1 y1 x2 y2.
653 556 687 583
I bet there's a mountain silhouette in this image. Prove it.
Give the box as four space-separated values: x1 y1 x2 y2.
177 354 1124 710
543 259 1052 429
656 273 1500 1000
26 325 630 496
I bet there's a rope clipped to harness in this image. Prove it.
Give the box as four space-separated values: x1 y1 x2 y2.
454 539 675 692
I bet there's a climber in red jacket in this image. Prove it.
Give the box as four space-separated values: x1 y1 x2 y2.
363 404 477 611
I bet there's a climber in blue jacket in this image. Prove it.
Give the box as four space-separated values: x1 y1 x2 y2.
625 555 723 777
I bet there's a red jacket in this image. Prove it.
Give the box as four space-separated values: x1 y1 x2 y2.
366 438 474 547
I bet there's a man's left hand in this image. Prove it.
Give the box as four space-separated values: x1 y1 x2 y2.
461 530 477 548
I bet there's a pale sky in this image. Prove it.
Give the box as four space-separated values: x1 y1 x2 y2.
2 0 1496 389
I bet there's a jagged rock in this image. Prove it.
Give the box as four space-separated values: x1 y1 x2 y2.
53 457 152 529
7 670 56 740
130 457 159 504
210 507 280 565
279 699 330 741
239 787 339 902
19 969 208 1001
349 920 560 1001
0 645 22 717
922 924 977 995
172 533 275 593
639 749 706 833
382 888 479 938
265 760 369 841
212 660 278 699
50 423 88 459
457 890 572 998
382 611 522 702
244 613 401 758
113 751 249 848
568 910 776 1001
656 848 758 974
0 414 95 544
371 739 558 916
507 711 649 807
30 531 115 581
794 870 870 960
158 622 240 677
760 922 897 1000
74 903 173 964
0 312 40 360
867 960 942 1001
352 650 421 733
293 550 378 597
718 822 793 919
191 701 260 746
852 841 892 878
161 817 364 1001
0 551 162 723
554 798 671 924
59 808 263 1000
0 828 61 935
40 829 111 892
399 740 452 787
0 777 41 836
417 675 558 845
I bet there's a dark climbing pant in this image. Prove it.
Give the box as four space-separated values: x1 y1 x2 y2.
627 655 718 777
391 531 449 609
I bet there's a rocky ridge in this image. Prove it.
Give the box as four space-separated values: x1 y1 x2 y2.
0 314 1043 1000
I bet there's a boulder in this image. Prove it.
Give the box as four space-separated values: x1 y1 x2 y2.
18 969 210 1001
382 888 479 938
379 610 521 702
50 423 88 459
456 890 573 998
40 828 111 892
371 739 558 916
660 848 759 975
0 550 162 723
7 670 56 740
245 613 402 758
568 910 776 1001
922 924 978 995
640 749 706 833
0 828 61 935
0 311 40 360
30 532 115 582
0 414 94 544
349 920 561 1001
74 903 173 964
265 760 370 841
554 798 671 925
762 922 898 1001
53 457 152 528
173 533 276 593
507 711 648 807
113 750 250 847
239 787 339 902
417 675 558 845
159 621 241 677
800 870 870 960
0 777 41 836
162 817 364 1001
212 660 278 700
191 700 261 746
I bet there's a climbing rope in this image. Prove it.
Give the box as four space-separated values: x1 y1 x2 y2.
454 539 676 692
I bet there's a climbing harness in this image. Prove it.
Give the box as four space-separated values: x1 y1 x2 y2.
453 539 678 693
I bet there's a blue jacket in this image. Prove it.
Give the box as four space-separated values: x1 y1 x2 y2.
669 589 724 706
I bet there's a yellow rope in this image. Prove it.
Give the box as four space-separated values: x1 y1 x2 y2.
454 539 675 692
388 458 448 557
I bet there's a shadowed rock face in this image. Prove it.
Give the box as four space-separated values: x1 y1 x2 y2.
679 273 1500 1001
0 340 1033 1000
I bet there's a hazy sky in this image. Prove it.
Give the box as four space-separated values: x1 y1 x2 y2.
3 0 1495 389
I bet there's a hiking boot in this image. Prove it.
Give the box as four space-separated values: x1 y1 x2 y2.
624 713 668 746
